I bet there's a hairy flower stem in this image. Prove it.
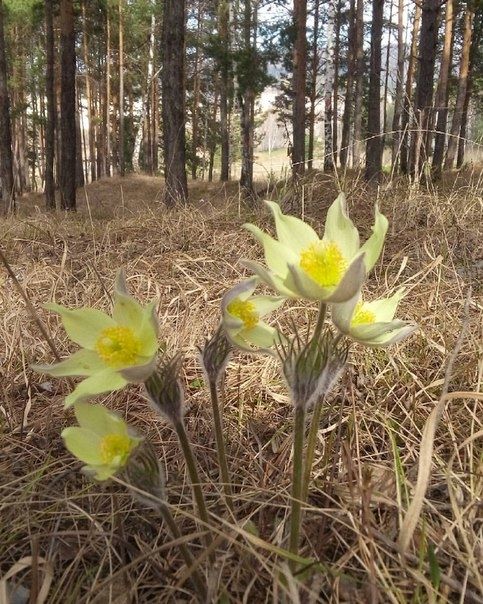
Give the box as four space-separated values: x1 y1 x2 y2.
289 404 306 570
157 501 208 600
301 396 324 502
313 302 327 341
209 379 234 513
174 420 215 561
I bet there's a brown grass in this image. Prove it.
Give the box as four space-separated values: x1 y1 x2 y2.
1 171 482 603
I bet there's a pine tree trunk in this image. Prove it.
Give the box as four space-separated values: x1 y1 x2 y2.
323 0 335 172
239 0 255 198
365 0 384 182
191 4 202 180
307 0 320 171
118 0 125 177
444 3 474 170
82 1 96 183
352 0 364 167
381 0 393 153
431 0 454 179
292 0 307 177
60 0 76 210
340 0 355 169
332 0 341 166
161 0 188 205
105 8 111 177
391 0 405 171
410 0 440 179
45 0 56 208
219 0 230 182
456 15 480 168
133 6 155 174
400 2 421 174
0 0 15 213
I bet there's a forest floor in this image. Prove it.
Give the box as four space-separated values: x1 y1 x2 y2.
1 170 482 603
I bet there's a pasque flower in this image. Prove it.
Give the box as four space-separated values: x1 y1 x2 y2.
242 194 388 303
32 271 159 407
62 403 141 480
222 277 285 351
331 288 417 347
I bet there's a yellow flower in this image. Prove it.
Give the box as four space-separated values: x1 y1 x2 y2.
222 277 285 351
62 403 141 480
242 194 388 302
32 271 158 407
331 288 417 347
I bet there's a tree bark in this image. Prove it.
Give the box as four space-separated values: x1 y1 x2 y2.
352 0 364 167
45 0 56 209
307 0 320 170
219 0 230 181
400 2 421 174
323 0 336 172
365 0 384 182
239 0 256 198
191 3 202 180
391 0 405 171
292 0 307 177
332 0 341 166
340 0 355 169
118 0 125 176
60 0 76 210
432 0 454 179
82 1 96 183
444 3 474 170
410 0 440 178
0 0 14 213
161 0 188 205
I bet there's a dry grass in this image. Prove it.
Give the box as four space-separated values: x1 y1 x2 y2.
0 171 482 603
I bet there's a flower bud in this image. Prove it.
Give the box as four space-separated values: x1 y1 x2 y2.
124 440 166 508
145 355 185 424
198 323 232 384
278 326 349 410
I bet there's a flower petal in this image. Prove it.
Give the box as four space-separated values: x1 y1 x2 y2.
351 319 408 341
119 355 157 382
74 402 128 437
250 295 286 317
360 204 389 272
363 288 405 322
326 253 366 303
243 321 281 348
45 303 115 349
323 193 360 259
82 464 116 481
357 324 418 348
331 291 361 334
264 200 319 254
32 349 105 377
137 301 159 357
223 277 259 306
241 260 297 297
61 427 103 465
64 369 129 408
286 263 332 300
243 224 297 278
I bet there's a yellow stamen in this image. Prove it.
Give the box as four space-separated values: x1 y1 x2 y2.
299 240 348 288
95 326 141 368
100 434 133 465
227 299 259 329
351 302 376 326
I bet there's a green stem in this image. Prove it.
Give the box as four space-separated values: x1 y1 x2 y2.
174 419 214 560
313 302 327 342
289 404 306 571
301 397 324 502
209 379 234 513
157 502 208 600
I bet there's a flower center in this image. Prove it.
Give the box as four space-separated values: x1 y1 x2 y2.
299 241 348 288
100 434 133 466
351 302 376 326
227 299 259 329
95 326 141 368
